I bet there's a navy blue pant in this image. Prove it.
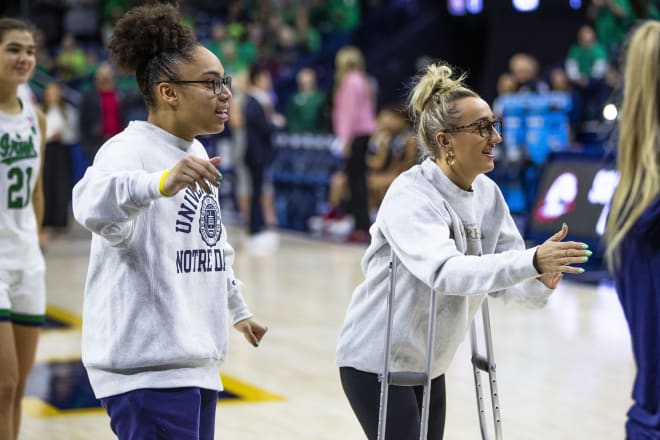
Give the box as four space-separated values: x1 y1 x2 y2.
340 367 446 440
100 387 218 440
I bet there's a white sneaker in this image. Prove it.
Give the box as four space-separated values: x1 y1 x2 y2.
325 216 354 239
245 231 279 256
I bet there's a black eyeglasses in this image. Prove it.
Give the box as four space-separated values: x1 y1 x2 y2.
158 76 232 96
446 117 503 139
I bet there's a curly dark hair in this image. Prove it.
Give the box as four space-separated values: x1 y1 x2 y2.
107 2 198 109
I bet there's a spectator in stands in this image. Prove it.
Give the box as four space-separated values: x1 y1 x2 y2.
295 7 322 55
318 105 415 243
587 0 632 60
204 22 228 61
100 0 129 46
364 105 418 213
566 25 609 120
285 67 326 133
332 46 377 156
220 39 248 75
314 46 377 239
239 23 262 69
243 64 284 255
276 25 303 76
78 62 125 163
549 66 583 137
326 0 362 34
54 33 87 82
41 81 78 236
492 72 518 117
605 20 660 440
508 53 549 94
566 25 609 86
33 28 53 75
629 0 660 20
227 71 251 224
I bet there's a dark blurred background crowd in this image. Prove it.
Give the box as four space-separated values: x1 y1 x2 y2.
1 0 657 255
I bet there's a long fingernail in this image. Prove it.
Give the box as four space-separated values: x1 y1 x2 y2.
562 222 566 229
578 268 585 273
581 257 588 262
582 244 589 249
585 250 592 256
252 342 259 347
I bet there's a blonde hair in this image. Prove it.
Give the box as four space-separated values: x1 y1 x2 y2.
334 46 365 91
605 21 660 268
407 62 478 159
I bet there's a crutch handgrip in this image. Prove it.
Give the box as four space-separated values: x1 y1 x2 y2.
388 372 428 387
471 355 493 373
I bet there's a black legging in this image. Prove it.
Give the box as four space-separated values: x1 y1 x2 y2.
245 162 265 235
340 367 446 440
43 141 72 228
345 135 371 233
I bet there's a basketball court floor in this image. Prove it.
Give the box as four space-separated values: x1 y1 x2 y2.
19 223 635 439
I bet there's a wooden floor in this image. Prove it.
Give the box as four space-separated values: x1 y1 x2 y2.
19 223 635 440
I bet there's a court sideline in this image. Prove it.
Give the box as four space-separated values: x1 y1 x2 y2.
20 224 635 439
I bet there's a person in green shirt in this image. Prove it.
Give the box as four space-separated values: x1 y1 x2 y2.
588 0 633 57
55 33 87 82
285 68 326 133
566 25 609 86
566 24 610 120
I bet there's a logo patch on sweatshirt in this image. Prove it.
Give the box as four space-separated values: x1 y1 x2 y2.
199 194 222 246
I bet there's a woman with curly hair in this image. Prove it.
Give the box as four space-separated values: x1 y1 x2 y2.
336 62 592 439
0 17 46 440
71 4 267 439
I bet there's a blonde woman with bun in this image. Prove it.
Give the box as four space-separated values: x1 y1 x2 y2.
605 20 660 440
336 62 591 439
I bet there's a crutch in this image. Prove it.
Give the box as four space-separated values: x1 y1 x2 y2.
377 251 438 440
470 298 503 440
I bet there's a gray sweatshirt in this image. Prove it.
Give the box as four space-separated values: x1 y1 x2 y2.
336 158 552 379
72 121 251 399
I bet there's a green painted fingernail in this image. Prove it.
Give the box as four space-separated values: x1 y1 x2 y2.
582 257 588 262
253 342 259 347
582 244 589 249
562 222 566 228
218 173 223 180
578 268 585 273
585 250 592 256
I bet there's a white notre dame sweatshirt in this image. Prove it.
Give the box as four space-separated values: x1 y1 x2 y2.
72 121 252 399
336 157 552 379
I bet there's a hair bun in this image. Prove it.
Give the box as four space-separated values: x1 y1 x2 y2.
108 3 196 73
409 62 466 116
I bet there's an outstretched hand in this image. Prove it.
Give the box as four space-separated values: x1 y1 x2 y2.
234 318 268 347
533 223 591 288
162 156 222 196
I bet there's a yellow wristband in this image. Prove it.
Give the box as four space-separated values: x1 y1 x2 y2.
159 169 173 197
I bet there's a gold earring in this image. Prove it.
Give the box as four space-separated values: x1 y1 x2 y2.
445 151 455 166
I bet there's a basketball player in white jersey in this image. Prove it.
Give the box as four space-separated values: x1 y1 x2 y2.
0 17 47 440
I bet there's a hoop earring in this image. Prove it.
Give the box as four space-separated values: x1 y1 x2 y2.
445 151 455 166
